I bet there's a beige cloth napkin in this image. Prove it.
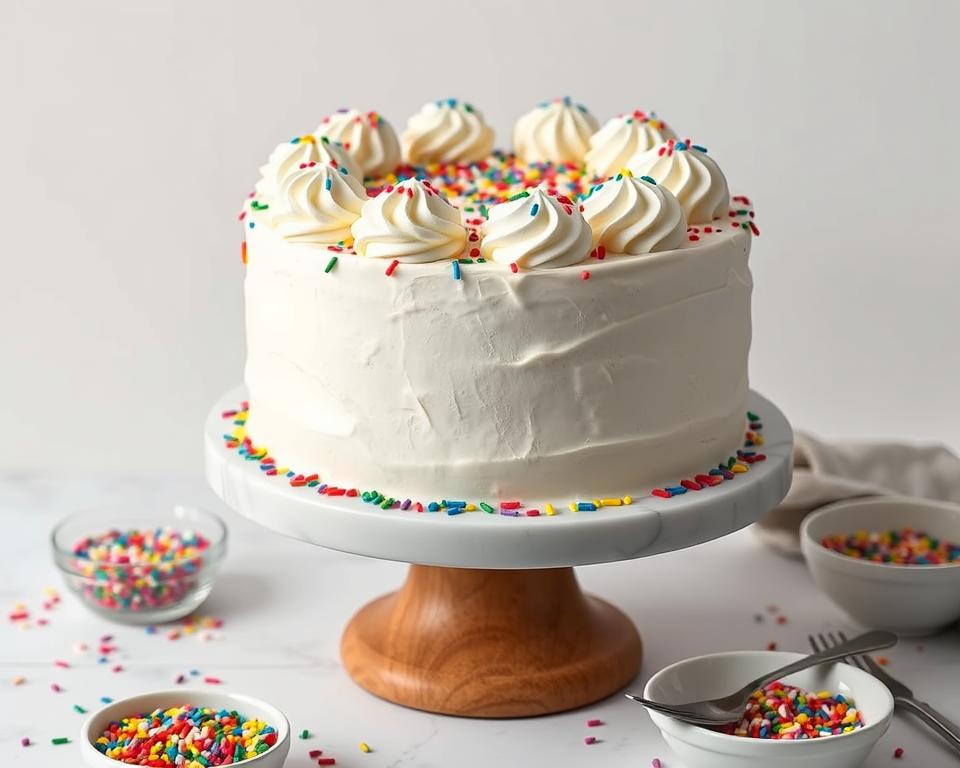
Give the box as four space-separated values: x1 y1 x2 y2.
754 433 960 555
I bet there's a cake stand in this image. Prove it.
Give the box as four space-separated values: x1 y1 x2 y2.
205 388 792 718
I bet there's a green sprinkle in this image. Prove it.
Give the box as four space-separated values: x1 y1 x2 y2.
727 456 737 469
299 729 310 740
480 502 495 514
324 255 338 273
73 704 87 714
747 411 759 421
52 737 70 745
508 191 530 202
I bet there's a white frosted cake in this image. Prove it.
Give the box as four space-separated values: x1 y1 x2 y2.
234 99 760 509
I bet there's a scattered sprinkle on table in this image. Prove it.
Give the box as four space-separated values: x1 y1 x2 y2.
20 737 30 747
52 737 70 745
725 681 864 739
93 704 277 764
299 729 311 739
821 528 960 565
584 736 598 745
68 527 212 614
13 675 26 686
586 718 604 727
359 741 372 753
894 746 905 758
651 759 662 768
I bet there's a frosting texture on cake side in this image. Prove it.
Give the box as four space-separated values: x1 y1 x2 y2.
242 218 752 500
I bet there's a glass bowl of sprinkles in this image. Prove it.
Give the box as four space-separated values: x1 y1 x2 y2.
643 650 893 768
80 690 290 768
51 505 227 624
801 496 960 636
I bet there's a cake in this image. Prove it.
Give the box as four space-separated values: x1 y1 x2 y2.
234 97 760 510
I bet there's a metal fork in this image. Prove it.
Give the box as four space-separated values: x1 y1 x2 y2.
810 630 960 757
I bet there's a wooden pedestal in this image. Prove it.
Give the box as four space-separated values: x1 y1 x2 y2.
340 564 643 718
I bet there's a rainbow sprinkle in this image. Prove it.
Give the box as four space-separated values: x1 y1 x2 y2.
221 405 764 516
67 528 211 614
821 529 960 565
724 681 865 739
93 704 277 764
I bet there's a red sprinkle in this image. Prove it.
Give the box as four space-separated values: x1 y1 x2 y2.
510 262 519 273
309 749 323 758
584 736 597 745
586 719 603 727
500 501 521 510
651 489 671 498
385 259 399 277
581 270 590 280
894 747 904 758
203 676 222 685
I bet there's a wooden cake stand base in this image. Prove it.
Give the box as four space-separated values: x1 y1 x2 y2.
340 564 642 717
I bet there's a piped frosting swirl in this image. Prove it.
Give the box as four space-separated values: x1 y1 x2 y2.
513 97 599 165
271 161 367 244
256 135 360 200
402 98 495 165
316 109 401 178
585 110 676 179
581 169 686 255
627 139 729 224
351 178 467 263
480 185 593 269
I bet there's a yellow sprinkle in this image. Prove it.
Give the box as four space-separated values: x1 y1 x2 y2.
600 498 622 507
545 503 555 516
568 502 577 512
617 167 633 178
275 467 289 475
622 495 632 505
731 463 748 473
592 499 601 507
298 134 316 144
465 504 477 512
754 435 765 445
359 742 372 753
815 690 832 699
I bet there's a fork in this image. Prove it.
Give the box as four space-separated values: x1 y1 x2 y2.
624 630 897 725
810 630 960 757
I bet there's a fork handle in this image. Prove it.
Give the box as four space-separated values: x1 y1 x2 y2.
896 696 960 757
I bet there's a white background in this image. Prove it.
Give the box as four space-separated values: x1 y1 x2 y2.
2 0 958 473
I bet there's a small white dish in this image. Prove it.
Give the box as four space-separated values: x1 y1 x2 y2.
800 496 960 636
80 689 290 768
643 650 893 768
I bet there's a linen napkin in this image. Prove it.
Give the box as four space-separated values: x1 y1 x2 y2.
754 432 960 555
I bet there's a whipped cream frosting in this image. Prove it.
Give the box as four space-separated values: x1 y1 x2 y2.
480 185 593 269
581 170 686 255
627 140 729 225
351 178 467 263
513 97 599 165
316 109 401 178
255 135 360 200
402 98 495 165
270 161 367 244
585 110 676 179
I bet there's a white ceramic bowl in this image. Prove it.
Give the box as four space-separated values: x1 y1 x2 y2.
643 650 893 768
80 690 290 768
801 496 960 636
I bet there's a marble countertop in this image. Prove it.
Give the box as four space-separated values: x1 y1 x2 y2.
2 472 958 767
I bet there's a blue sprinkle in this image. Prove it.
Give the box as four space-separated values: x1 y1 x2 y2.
446 98 457 107
446 507 465 516
324 178 332 190
427 502 440 512
444 500 466 508
577 502 598 511
291 136 301 144
248 221 255 229
691 144 708 153
100 696 113 704
666 486 688 495
340 166 348 174
640 175 657 185
452 261 461 280
530 203 540 216
674 141 688 151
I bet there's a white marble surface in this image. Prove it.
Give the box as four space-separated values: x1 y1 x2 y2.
2 471 958 767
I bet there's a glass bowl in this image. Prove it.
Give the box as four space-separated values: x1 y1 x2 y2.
51 505 227 624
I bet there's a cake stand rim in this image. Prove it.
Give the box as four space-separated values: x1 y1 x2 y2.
204 387 792 568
